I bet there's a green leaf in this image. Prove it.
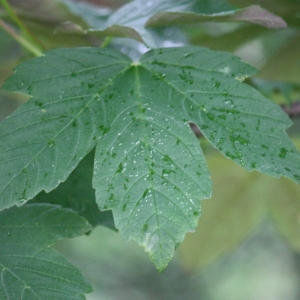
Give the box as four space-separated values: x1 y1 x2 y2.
260 32 300 84
146 4 286 29
0 0 102 49
1 46 300 270
0 204 92 299
140 47 300 181
229 0 300 27
86 0 285 47
32 149 116 229
58 0 111 29
0 48 131 210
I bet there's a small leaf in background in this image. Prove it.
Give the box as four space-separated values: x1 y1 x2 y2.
0 0 103 48
250 78 300 106
260 33 300 84
178 153 266 269
1 46 300 270
0 204 92 300
229 0 300 27
64 0 286 47
179 148 300 270
146 4 286 29
107 0 285 47
32 149 116 230
268 177 300 250
58 0 112 29
0 28 22 66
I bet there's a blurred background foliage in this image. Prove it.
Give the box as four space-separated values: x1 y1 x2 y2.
1 0 300 299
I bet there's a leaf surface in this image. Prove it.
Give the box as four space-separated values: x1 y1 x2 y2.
0 48 131 210
1 46 300 269
0 204 92 299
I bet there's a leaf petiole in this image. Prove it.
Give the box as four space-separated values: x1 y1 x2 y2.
0 19 43 57
101 36 113 48
0 0 43 56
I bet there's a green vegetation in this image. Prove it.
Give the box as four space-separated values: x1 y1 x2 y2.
1 0 300 299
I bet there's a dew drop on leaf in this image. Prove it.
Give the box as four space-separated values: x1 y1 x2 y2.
16 199 26 207
35 101 42 107
207 113 215 121
142 224 148 232
47 140 56 147
214 81 220 88
279 147 288 158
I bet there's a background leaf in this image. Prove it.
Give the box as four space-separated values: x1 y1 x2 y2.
58 0 112 29
0 204 92 299
0 0 104 49
32 149 116 229
179 148 300 270
70 0 285 48
178 152 266 269
146 5 286 29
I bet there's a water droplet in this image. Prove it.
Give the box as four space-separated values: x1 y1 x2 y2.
88 83 95 89
163 155 171 162
109 193 114 202
99 125 110 135
116 163 124 173
142 189 149 198
47 140 56 147
142 224 149 235
16 199 26 207
207 113 215 121
209 130 217 141
293 174 300 181
214 81 220 88
279 147 288 158
230 134 249 145
35 101 43 107
224 99 234 106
